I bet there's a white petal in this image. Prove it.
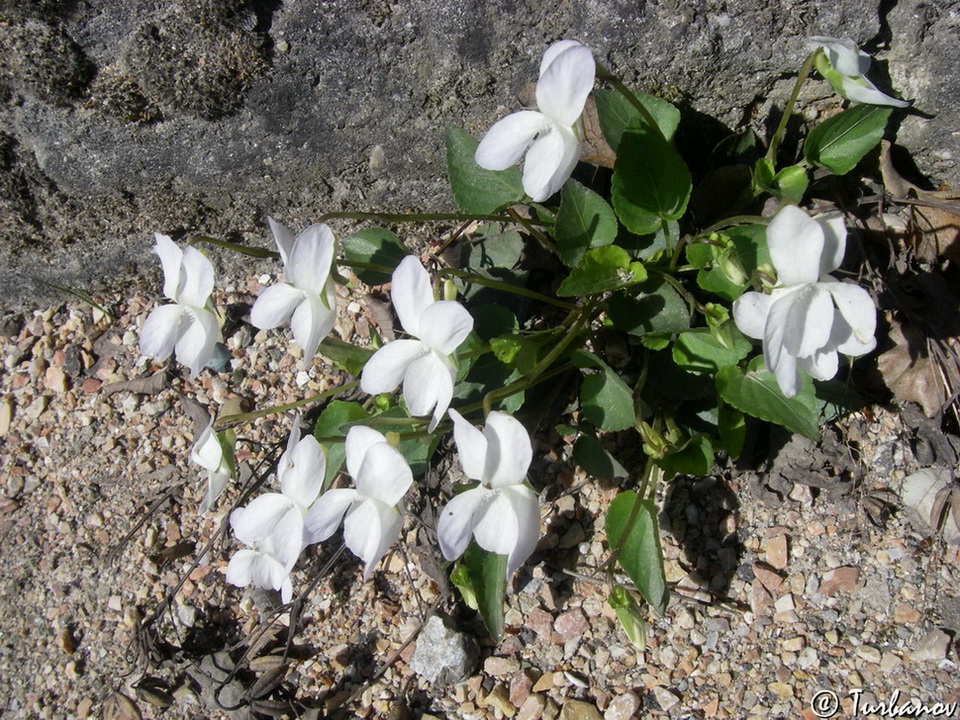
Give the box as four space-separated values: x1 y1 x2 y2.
356 442 413 506
539 40 584 77
522 124 581 202
304 488 359 543
268 217 297 272
391 256 434 338
437 486 493 562
732 292 773 340
231 494 296 544
226 548 290 596
345 425 389 480
175 307 220 376
840 75 910 107
472 491 520 559
779 284 833 358
178 246 216 308
190 417 220 471
449 409 488 481
290 293 335 360
280 435 326 508
535 42 595 126
140 304 186 361
289 224 335 294
830 312 877 357
762 294 803 397
770 347 800 398
475 111 551 171
418 301 474 355
811 37 871 76
343 498 402 580
153 233 183 302
483 411 533 489
798 348 839 381
816 213 848 276
825 281 877 346
198 468 230 514
501 485 540 578
767 206 825 285
250 283 306 330
360 340 428 395
402 351 455 422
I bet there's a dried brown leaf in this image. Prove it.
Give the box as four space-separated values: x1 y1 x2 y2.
877 318 949 417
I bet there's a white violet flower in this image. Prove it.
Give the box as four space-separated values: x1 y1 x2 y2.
305 426 413 580
229 420 327 575
808 36 909 108
438 409 540 580
360 256 474 432
475 39 596 202
225 535 295 603
190 416 236 514
732 205 877 398
139 233 221 376
250 218 338 361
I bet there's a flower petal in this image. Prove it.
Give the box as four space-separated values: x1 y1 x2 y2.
227 548 288 594
779 284 833 358
501 484 540 579
198 468 230 515
816 213 847 276
402 351 454 429
830 312 877 357
178 246 216 308
268 217 297 272
767 205 825 286
483 411 533 489
475 111 551 171
522 123 581 202
304 488 359 544
770 346 800 398
288 224 335 294
840 76 910 108
250 283 306 330
290 292 335 360
535 41 595 126
343 498 402 580
175 307 220 376
437 485 493 562
418 301 474 355
798 347 839 381
809 36 871 76
732 292 773 340
824 280 877 347
472 491 520 559
190 417 220 471
356 442 413 506
539 39 584 76
153 233 183 302
140 304 186 361
280 435 326 508
344 425 389 480
449 409 488 481
231 494 296 544
391 256 434 338
361 339 428 395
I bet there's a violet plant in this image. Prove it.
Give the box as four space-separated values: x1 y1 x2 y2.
138 36 906 649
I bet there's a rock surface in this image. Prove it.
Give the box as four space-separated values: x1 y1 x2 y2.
0 0 957 311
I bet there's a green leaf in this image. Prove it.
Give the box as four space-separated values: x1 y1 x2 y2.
555 179 618 268
672 327 752 374
593 88 680 148
607 276 690 336
318 337 374 377
716 356 820 439
718 404 746 459
313 401 371 488
803 105 892 175
772 165 809 204
572 350 636 431
654 434 714 477
573 434 628 481
608 585 647 650
464 227 525 271
461 542 507 640
446 126 525 213
611 121 692 235
605 492 668 615
556 246 647 297
471 304 518 341
342 228 409 285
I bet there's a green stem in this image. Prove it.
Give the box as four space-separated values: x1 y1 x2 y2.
765 49 820 164
595 64 666 141
702 215 768 234
316 210 548 227
438 268 578 311
646 266 708 316
216 380 359 429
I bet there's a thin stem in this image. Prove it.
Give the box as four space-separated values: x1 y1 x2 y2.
216 380 360 429
316 210 548 227
438 267 578 311
595 64 666 142
765 49 820 164
702 215 768 234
